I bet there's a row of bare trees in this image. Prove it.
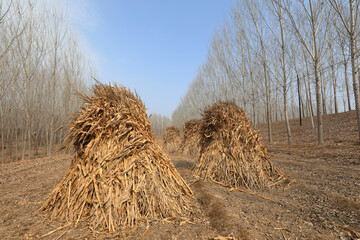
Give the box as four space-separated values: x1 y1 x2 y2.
172 0 360 144
0 0 95 161
150 114 172 136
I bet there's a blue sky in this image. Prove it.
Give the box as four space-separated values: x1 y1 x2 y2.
70 0 233 117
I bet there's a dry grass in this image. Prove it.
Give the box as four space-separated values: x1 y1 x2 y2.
41 83 194 232
163 126 181 153
193 101 284 189
178 119 201 156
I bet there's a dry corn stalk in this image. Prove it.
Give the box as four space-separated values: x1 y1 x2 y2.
178 119 201 156
163 126 181 153
193 101 283 189
41 83 194 232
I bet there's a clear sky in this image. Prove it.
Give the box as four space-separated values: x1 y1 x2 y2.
70 0 234 117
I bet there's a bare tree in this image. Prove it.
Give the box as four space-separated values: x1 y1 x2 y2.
327 34 338 113
232 9 259 126
338 27 352 111
302 46 315 128
0 0 95 161
45 4 67 158
269 0 292 143
284 0 332 144
329 0 360 142
172 0 359 147
15 1 44 160
244 0 273 143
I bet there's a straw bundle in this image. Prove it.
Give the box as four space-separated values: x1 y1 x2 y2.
178 119 201 156
163 126 181 153
193 101 283 189
41 83 194 231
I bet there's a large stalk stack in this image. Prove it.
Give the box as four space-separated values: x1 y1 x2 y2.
41 83 194 231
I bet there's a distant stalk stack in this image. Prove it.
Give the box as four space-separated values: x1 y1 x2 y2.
163 126 182 153
178 119 201 156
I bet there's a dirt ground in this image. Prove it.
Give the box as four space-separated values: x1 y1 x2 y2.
0 111 359 239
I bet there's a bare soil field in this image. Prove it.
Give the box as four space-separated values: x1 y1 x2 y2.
0 111 359 239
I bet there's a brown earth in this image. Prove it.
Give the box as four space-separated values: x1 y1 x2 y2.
0 111 359 239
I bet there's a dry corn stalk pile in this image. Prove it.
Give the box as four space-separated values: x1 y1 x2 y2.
41 83 194 232
193 102 283 189
163 126 181 153
178 119 201 156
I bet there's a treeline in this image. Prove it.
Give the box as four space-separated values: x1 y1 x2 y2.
150 114 172 136
172 0 360 144
0 0 95 161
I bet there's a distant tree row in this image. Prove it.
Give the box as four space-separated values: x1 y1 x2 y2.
172 0 360 144
150 114 172 136
0 0 95 161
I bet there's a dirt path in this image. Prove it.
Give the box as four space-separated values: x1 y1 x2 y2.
171 148 360 240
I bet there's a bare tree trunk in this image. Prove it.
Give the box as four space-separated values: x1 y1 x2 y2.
344 58 351 111
320 71 327 115
315 63 323 143
275 85 279 122
46 124 49 155
21 126 26 160
305 58 315 118
247 38 257 128
278 4 292 143
27 119 31 160
48 117 54 157
15 111 18 161
264 57 272 143
47 10 63 159
245 0 272 141
297 74 303 125
1 112 4 162
339 37 352 111
284 84 292 143
331 52 338 113
303 73 315 128
314 66 323 144
252 79 256 128
349 0 360 142
312 8 324 142
7 125 12 157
